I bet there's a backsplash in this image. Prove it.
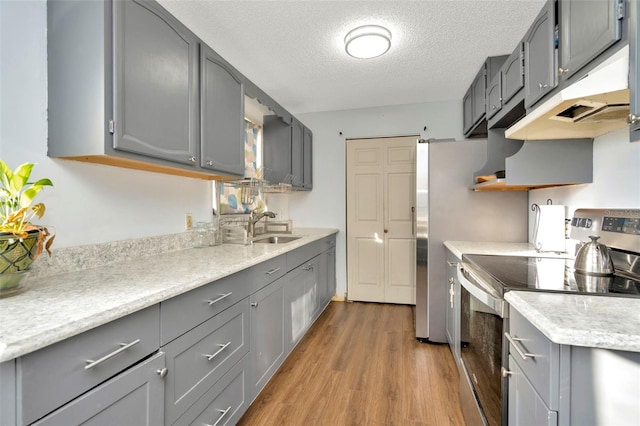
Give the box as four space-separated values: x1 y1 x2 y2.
28 231 200 278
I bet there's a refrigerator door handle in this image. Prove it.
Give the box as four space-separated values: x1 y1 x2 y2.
411 206 416 236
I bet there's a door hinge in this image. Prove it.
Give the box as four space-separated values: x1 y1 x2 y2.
617 0 625 20
108 120 115 134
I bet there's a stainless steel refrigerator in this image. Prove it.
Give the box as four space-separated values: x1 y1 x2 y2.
415 138 527 342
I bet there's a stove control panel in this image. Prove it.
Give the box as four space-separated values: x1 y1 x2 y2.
570 209 640 252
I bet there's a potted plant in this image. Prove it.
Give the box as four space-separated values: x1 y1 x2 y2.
0 159 54 297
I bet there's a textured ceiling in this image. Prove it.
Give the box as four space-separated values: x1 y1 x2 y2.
158 0 547 114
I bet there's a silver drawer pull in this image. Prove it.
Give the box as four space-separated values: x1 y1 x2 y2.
446 261 457 267
205 406 232 426
204 342 231 361
265 267 281 275
206 292 233 306
504 332 536 360
85 339 141 370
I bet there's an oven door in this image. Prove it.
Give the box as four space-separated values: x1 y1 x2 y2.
458 264 506 426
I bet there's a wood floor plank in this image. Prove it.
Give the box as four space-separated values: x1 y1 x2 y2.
238 302 465 425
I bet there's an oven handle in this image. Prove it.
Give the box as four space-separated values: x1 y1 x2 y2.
457 264 505 318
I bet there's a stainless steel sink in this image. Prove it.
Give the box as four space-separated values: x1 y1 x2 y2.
253 236 301 244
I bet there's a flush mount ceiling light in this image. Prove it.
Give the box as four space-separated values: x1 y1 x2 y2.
344 25 392 59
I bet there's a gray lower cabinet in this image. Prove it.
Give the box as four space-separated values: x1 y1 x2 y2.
19 305 160 425
249 276 287 400
163 299 250 424
558 0 623 82
32 352 165 426
285 257 320 352
524 0 557 109
0 361 16 425
507 306 640 425
507 355 557 426
444 249 461 371
200 44 245 178
631 0 640 142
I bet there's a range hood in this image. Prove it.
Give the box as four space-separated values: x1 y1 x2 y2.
506 45 629 141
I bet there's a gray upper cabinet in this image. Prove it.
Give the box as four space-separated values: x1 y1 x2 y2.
485 74 502 120
291 118 304 188
200 44 245 178
302 126 313 190
558 0 623 82
630 0 640 142
501 43 525 105
471 66 487 126
462 89 474 134
113 0 199 166
524 0 557 109
263 115 292 185
463 56 508 138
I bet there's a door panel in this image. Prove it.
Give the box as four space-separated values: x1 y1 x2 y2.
347 137 416 304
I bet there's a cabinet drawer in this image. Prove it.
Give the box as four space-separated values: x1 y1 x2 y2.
20 305 160 425
507 307 560 409
163 299 249 424
247 254 287 293
172 354 249 426
32 352 165 426
161 270 252 345
286 240 322 271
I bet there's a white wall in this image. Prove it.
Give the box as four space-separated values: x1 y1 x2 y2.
292 102 463 298
529 128 640 246
0 0 212 248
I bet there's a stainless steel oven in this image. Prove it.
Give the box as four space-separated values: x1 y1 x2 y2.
457 264 507 426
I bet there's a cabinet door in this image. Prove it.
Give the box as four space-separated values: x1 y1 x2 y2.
502 43 525 104
630 0 640 142
33 352 165 426
462 88 473 133
291 119 304 188
250 276 286 398
200 44 245 177
302 126 313 189
445 251 461 371
327 247 336 301
524 0 557 109
485 74 502 120
507 355 558 426
263 115 292 185
0 361 16 426
113 0 198 166
559 0 623 81
471 66 487 125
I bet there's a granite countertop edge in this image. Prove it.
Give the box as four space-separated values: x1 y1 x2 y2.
505 291 640 352
0 228 338 362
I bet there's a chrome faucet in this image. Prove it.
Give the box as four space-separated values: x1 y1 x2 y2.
249 210 276 238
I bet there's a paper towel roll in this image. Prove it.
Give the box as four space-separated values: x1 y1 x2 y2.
534 205 566 253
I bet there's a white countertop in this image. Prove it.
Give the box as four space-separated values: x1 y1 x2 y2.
443 240 571 260
506 291 640 352
445 240 640 353
0 228 338 363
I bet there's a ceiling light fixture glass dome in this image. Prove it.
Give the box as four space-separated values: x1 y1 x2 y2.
344 25 392 59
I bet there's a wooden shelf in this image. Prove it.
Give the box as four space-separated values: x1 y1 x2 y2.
472 179 576 191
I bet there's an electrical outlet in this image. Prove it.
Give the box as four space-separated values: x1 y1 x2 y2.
185 213 193 230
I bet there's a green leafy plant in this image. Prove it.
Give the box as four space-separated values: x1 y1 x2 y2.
0 159 54 258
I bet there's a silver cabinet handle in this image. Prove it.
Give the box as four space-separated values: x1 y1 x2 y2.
447 261 457 267
204 342 231 361
504 332 536 360
189 156 196 163
85 339 141 370
501 367 513 378
538 82 548 90
157 368 168 378
265 267 281 275
492 105 497 110
250 302 258 307
558 67 569 75
448 278 455 284
628 114 640 124
206 160 214 166
302 264 313 271
449 283 454 308
205 406 232 426
411 206 415 236
206 292 233 306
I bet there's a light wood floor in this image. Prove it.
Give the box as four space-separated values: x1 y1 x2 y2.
238 301 465 425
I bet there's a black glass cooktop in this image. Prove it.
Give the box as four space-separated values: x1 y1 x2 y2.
462 254 640 298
